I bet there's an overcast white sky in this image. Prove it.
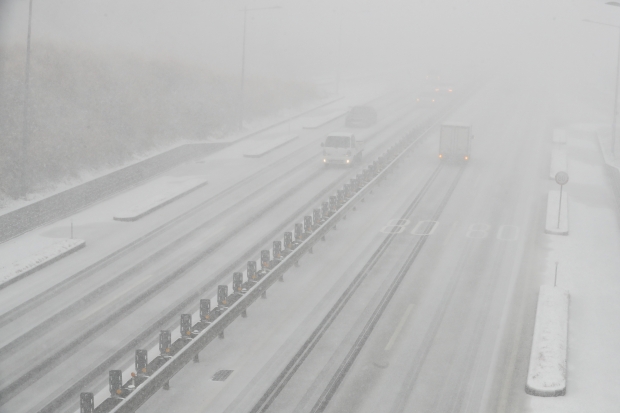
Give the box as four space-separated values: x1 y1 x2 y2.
1 0 620 86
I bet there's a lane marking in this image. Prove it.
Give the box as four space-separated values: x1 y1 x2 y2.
410 220 438 235
496 225 519 241
78 274 154 321
384 304 414 351
466 223 490 239
443 221 459 246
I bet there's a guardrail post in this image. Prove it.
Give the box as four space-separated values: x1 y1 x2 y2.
200 299 211 322
218 285 228 308
273 241 283 282
217 285 228 338
261 250 271 271
337 190 344 206
109 370 123 398
273 240 282 262
248 261 257 282
343 184 351 199
329 196 337 215
181 314 192 339
80 392 94 413
303 216 313 237
283 232 293 254
136 349 148 375
293 223 303 249
159 330 171 358
313 208 322 228
233 272 243 293
158 332 172 390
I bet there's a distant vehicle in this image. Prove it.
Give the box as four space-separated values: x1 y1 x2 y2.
345 106 377 128
433 84 454 95
425 71 441 84
415 85 438 106
438 123 472 161
321 132 364 165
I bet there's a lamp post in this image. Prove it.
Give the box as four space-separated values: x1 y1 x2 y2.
19 0 34 198
584 1 620 157
239 5 281 131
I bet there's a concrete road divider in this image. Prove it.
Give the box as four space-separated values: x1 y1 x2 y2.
302 109 349 129
243 135 299 158
113 177 208 222
552 128 567 144
526 285 569 397
549 144 567 180
545 190 568 235
0 238 85 289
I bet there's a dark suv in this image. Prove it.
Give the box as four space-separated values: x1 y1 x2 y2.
345 106 377 128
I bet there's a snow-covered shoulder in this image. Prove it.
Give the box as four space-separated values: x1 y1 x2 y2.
526 285 569 397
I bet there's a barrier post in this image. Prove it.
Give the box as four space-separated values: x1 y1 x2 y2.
109 370 123 398
180 314 192 339
80 393 94 413
200 299 211 322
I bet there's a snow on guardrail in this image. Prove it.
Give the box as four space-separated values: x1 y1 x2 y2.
526 285 569 397
113 176 208 222
0 238 85 289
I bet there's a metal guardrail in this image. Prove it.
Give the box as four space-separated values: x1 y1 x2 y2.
79 96 465 413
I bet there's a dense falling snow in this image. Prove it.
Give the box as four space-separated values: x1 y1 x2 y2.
1 1 620 413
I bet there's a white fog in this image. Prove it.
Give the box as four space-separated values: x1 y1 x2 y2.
1 1 619 412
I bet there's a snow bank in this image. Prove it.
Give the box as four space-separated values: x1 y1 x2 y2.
243 135 299 158
0 238 85 289
526 285 569 397
113 176 208 222
549 144 567 179
552 129 567 144
545 190 568 235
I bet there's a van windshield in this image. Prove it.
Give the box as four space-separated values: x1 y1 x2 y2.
325 136 350 148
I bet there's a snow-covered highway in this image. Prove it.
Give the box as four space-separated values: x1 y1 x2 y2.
123 76 551 413
0 86 461 413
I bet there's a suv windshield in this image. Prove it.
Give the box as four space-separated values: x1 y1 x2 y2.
325 136 350 148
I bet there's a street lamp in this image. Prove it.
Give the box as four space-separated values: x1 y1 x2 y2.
584 2 620 157
239 5 282 131
19 0 34 198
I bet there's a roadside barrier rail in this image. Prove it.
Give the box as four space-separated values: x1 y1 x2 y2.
78 98 464 413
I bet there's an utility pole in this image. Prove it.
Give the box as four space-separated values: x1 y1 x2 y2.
19 0 34 198
239 6 247 131
613 25 620 156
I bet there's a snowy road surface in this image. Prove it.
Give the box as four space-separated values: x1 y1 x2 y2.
1 73 594 413
0 87 446 413
121 77 551 413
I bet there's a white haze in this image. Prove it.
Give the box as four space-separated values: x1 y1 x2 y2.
1 0 618 86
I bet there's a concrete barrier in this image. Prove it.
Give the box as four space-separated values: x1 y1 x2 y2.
526 285 569 397
0 143 226 244
549 144 567 180
0 238 86 289
113 177 208 222
552 128 567 144
243 135 299 158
